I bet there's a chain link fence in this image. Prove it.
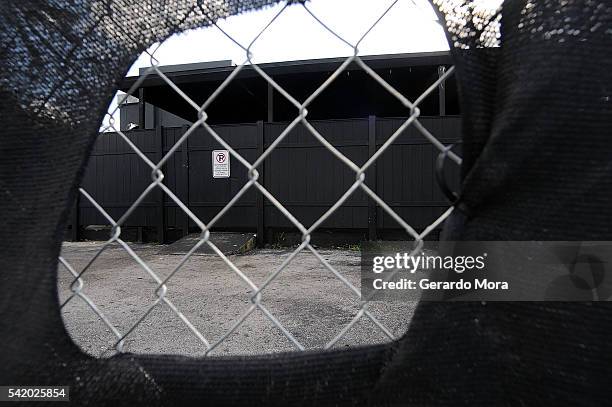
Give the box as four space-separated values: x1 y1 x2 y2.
58 0 462 357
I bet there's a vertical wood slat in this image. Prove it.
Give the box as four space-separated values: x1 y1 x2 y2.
156 126 165 243
264 124 274 238
181 124 190 237
256 121 265 247
368 115 377 241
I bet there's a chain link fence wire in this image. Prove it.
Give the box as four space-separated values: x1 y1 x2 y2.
58 0 463 357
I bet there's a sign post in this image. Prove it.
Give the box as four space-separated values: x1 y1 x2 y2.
212 150 230 178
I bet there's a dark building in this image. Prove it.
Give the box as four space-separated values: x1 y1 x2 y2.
71 51 461 245
119 51 459 130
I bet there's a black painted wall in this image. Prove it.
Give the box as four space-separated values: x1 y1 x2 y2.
69 116 461 243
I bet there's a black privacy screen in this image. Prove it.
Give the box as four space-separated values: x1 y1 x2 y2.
0 1 611 405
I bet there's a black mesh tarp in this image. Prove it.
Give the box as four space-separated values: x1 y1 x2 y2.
1 0 611 405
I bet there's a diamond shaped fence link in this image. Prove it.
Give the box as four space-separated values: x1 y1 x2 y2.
59 0 462 357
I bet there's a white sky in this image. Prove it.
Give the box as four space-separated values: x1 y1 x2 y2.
127 0 447 74
106 0 453 129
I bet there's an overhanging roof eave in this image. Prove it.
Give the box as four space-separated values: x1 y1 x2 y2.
119 50 452 92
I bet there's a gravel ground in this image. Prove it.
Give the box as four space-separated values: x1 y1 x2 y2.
58 241 416 357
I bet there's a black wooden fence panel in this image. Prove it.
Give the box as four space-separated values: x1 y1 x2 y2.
67 116 461 243
264 118 370 230
376 117 461 231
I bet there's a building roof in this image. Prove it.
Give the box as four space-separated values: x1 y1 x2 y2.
121 51 452 90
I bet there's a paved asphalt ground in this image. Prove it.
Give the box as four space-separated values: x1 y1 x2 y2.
58 241 416 357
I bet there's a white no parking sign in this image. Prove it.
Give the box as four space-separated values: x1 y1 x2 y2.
212 150 230 178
